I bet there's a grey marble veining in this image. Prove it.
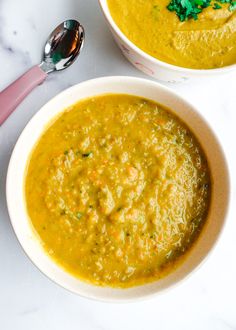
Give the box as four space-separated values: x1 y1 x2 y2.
0 1 236 329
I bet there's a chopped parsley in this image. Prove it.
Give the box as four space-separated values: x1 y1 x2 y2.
82 152 93 158
213 2 222 8
229 1 236 10
76 212 83 220
167 0 236 21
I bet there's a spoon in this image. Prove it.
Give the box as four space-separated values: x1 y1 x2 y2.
0 20 85 125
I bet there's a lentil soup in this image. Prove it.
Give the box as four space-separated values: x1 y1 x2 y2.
25 94 211 288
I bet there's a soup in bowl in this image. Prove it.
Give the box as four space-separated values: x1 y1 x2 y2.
99 0 236 82
6 77 230 301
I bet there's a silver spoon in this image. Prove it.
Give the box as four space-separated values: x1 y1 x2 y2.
0 19 85 125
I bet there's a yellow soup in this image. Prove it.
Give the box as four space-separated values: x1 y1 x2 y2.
25 95 211 288
107 0 236 69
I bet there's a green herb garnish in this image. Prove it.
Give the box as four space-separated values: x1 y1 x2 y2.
82 152 93 158
229 1 236 10
213 2 222 8
76 212 83 220
167 0 236 21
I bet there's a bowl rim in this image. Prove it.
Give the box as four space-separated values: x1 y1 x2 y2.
6 76 231 302
98 0 236 74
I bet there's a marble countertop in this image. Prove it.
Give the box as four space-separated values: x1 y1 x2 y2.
0 0 236 329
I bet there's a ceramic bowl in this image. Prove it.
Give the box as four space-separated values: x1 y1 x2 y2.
99 0 236 83
6 76 230 302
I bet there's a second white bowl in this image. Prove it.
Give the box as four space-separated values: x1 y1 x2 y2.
99 0 236 83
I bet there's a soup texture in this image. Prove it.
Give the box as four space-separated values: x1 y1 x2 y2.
107 0 236 69
25 95 211 288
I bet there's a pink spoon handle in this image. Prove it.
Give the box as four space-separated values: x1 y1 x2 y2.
0 65 47 125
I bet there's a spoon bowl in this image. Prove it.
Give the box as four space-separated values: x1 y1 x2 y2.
40 20 85 73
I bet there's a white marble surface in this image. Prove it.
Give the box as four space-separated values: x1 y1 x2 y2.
0 0 236 329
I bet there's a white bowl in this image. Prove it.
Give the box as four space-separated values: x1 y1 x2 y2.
99 0 236 83
7 77 230 302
